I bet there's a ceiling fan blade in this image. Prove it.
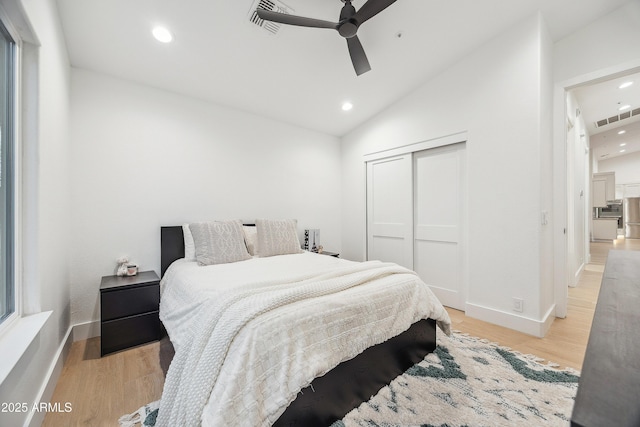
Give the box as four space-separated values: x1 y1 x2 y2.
353 0 398 24
256 9 338 30
347 36 371 76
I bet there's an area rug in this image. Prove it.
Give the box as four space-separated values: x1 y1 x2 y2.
120 332 579 427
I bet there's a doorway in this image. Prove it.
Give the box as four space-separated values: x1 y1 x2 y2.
555 66 640 318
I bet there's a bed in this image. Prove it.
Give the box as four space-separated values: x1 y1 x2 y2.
157 221 451 427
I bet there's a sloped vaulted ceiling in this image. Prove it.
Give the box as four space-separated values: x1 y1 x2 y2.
56 0 630 136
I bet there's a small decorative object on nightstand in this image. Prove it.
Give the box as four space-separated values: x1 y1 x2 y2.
100 270 161 356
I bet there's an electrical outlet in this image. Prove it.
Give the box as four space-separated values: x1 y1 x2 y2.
513 297 523 313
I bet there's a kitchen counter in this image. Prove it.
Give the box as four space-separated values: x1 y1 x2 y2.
592 218 618 241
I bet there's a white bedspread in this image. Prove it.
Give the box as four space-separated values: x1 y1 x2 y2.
157 252 451 427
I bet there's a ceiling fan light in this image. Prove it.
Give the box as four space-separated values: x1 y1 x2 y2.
152 26 173 43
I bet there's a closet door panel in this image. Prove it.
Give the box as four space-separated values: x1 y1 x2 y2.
366 155 413 269
414 145 465 310
414 240 459 293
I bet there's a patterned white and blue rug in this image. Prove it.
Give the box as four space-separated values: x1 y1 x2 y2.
121 332 579 427
335 332 579 427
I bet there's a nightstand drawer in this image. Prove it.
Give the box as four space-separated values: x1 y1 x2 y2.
101 311 160 356
101 283 159 321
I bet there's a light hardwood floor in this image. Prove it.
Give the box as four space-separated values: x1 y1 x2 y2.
43 238 640 426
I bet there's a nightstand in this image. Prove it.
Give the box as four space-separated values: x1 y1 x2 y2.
319 251 339 258
100 270 161 356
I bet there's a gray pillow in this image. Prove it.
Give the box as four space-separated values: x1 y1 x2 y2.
242 225 258 256
189 220 251 265
255 219 303 257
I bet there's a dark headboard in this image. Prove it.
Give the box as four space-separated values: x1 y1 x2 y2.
160 223 256 277
161 226 184 277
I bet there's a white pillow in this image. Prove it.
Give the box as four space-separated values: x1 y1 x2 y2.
242 225 258 256
255 219 303 257
183 223 196 261
189 220 251 265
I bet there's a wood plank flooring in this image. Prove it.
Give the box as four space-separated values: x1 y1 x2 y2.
43 238 640 426
42 337 165 427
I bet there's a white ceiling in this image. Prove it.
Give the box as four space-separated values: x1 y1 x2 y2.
56 0 630 136
572 71 640 162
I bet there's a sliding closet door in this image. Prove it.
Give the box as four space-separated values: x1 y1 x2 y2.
414 144 465 310
366 155 413 269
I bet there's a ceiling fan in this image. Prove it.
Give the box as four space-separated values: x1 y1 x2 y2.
256 0 398 76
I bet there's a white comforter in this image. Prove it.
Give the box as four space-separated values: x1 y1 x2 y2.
157 252 451 427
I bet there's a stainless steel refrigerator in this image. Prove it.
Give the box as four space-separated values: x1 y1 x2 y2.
624 197 640 239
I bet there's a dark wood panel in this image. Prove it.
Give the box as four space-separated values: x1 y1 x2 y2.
101 283 160 321
100 270 160 291
161 226 184 277
571 250 640 427
101 311 161 356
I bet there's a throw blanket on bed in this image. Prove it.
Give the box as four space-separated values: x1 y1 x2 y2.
157 260 450 427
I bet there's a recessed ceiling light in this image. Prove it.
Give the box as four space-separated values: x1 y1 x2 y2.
619 81 634 89
618 130 626 135
620 143 627 147
618 104 631 111
620 149 626 153
152 26 173 43
342 102 353 111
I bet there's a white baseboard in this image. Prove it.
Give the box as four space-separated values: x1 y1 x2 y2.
571 262 585 288
25 325 73 427
72 320 100 341
465 302 557 338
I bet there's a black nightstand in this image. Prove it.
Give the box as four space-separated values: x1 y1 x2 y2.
100 270 161 356
319 251 339 258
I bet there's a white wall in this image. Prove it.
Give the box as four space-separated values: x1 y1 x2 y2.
538 17 555 315
598 151 640 186
341 14 554 336
554 1 640 84
69 69 342 326
565 92 590 285
0 0 71 426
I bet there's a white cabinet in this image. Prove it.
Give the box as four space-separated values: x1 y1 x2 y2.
592 172 615 207
592 219 618 241
592 178 607 208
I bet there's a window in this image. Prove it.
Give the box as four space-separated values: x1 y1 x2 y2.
0 19 15 327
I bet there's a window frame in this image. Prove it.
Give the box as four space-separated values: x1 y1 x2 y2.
0 7 21 336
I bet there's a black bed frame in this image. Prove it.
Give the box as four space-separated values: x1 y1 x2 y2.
160 226 437 426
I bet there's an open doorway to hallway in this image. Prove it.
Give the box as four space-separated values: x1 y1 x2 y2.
565 70 640 289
